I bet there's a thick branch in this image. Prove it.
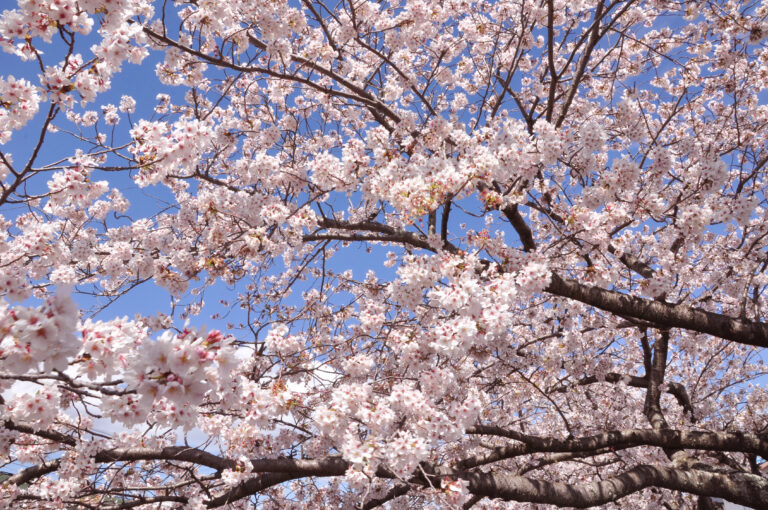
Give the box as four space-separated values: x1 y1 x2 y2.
607 245 655 278
2 420 77 446
101 496 189 510
361 483 411 509
311 217 460 253
205 473 297 507
2 460 60 486
546 274 768 348
94 446 235 471
461 464 768 508
502 204 536 252
464 427 768 459
644 330 671 431
249 456 349 475
3 435 767 508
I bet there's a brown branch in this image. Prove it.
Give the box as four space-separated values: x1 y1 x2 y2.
545 0 558 122
502 204 536 252
303 233 434 250
205 473 297 507
546 274 768 348
3 420 77 446
644 330 671 431
93 446 235 471
607 245 656 278
311 217 460 253
142 27 398 124
554 0 606 127
100 496 189 510
460 464 768 508
2 460 60 486
244 32 401 123
181 450 768 509
360 483 410 509
463 427 768 459
0 103 58 207
3 433 767 508
310 218 766 348
516 450 613 475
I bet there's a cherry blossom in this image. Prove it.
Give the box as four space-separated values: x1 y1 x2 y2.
0 0 767 508
0 76 40 143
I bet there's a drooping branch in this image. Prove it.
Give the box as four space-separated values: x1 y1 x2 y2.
141 27 399 127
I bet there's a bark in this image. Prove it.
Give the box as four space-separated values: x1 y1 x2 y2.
205 473 297 507
461 465 768 509
101 496 189 510
4 427 767 508
360 484 411 509
643 330 671 431
546 274 768 348
463 427 768 458
3 460 60 486
94 446 235 471
502 204 536 252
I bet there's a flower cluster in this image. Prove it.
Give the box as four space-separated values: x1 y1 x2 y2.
0 288 78 374
5 384 61 429
0 76 40 143
0 0 766 508
129 118 214 186
534 120 564 166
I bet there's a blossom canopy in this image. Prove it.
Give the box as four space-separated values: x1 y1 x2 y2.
0 0 767 508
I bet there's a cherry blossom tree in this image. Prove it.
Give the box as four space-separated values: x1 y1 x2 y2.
1 0 767 508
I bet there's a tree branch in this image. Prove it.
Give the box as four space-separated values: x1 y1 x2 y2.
461 464 768 508
2 460 60 486
549 372 696 420
546 274 768 348
502 204 536 252
463 427 768 459
360 483 410 509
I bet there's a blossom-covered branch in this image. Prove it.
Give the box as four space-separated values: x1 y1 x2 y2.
0 0 767 508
